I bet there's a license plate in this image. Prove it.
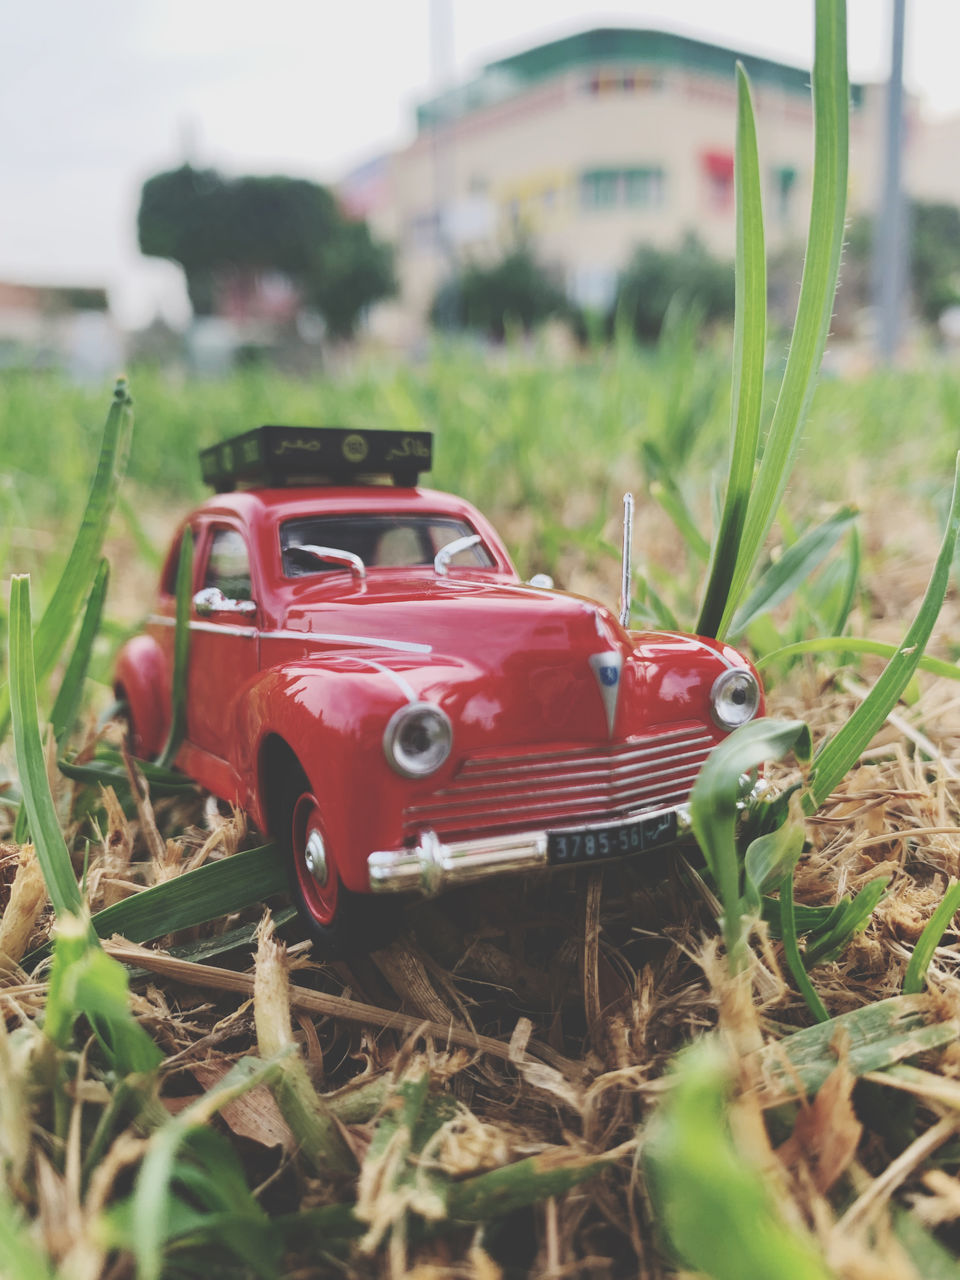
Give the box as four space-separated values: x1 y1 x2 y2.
547 810 678 866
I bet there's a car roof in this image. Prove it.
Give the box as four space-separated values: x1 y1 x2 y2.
192 485 484 527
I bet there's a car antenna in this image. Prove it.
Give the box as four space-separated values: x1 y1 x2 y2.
619 492 634 628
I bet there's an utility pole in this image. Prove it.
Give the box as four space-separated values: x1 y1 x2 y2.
874 0 908 364
429 0 458 328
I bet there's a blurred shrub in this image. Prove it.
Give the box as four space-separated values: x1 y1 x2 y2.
611 235 734 342
430 245 573 340
843 200 960 326
138 166 395 339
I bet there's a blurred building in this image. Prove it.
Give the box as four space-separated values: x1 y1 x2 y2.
0 281 124 379
342 26 916 344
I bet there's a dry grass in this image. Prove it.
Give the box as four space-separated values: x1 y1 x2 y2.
4 505 960 1277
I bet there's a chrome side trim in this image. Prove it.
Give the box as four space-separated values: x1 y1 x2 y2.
368 803 691 896
351 657 418 703
148 615 258 638
679 635 740 670
148 613 433 655
262 629 433 655
191 620 258 637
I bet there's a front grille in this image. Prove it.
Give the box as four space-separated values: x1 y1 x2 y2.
403 723 714 839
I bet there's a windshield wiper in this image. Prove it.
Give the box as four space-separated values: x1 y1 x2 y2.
434 534 482 577
291 544 366 581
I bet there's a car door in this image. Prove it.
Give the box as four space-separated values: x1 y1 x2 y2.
186 522 260 759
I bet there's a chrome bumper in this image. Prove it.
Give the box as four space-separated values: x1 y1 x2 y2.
367 804 692 897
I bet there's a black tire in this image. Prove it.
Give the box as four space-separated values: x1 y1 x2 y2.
114 688 145 757
280 766 396 957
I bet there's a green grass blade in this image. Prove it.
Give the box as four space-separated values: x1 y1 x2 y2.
689 718 812 966
894 1208 960 1278
823 523 861 636
444 1149 616 1222
743 817 804 908
117 490 162 569
728 506 858 637
762 897 838 938
756 635 960 680
808 453 960 809
131 1056 285 1280
44 911 90 1049
0 379 133 741
773 635 959 680
8 575 83 918
90 843 283 945
697 63 766 637
717 0 849 638
157 526 193 767
643 1040 833 1280
50 557 109 745
59 755 199 797
44 913 162 1073
0 1187 55 1280
632 571 680 631
649 480 710 562
803 876 890 966
780 874 830 1023
754 995 960 1099
903 878 960 995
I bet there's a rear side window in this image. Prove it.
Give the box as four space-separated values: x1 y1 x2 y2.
160 531 184 596
204 528 252 600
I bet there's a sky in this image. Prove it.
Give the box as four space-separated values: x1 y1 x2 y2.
1 1 953 328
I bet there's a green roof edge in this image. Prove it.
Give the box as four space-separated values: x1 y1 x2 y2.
417 26 863 131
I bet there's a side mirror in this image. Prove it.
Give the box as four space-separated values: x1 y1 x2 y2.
526 573 554 590
193 587 257 618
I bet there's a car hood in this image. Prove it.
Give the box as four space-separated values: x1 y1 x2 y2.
276 576 748 746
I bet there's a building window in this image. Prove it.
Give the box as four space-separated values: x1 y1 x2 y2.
581 170 620 209
580 167 666 211
771 165 797 221
407 210 441 249
702 150 735 212
624 167 665 208
585 68 661 95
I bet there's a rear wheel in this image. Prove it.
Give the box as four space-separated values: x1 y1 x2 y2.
282 771 396 956
114 686 145 757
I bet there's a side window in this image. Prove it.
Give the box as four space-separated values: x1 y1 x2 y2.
204 529 252 601
160 531 184 596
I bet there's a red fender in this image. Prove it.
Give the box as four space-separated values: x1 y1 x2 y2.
114 635 170 759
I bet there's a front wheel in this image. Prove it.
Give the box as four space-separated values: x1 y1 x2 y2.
284 782 395 957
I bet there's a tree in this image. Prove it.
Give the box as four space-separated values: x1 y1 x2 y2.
841 200 960 327
430 245 571 340
910 202 960 323
137 166 394 337
307 219 396 341
611 235 734 342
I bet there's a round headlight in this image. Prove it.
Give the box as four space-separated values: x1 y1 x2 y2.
383 702 453 778
710 668 760 730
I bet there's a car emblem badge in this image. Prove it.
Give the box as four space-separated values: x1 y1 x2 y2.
589 651 623 736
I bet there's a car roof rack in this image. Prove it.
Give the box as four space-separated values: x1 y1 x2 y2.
199 425 433 492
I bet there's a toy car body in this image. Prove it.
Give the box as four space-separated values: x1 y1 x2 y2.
115 426 763 950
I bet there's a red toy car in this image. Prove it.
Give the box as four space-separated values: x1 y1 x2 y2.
115 426 763 952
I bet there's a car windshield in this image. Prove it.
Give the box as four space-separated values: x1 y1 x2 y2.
279 514 495 577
